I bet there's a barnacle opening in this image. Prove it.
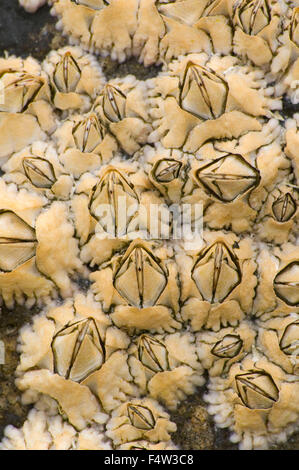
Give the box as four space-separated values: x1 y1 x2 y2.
72 114 105 153
89 167 139 236
194 154 261 203
211 334 243 358
279 320 299 356
22 157 57 189
138 334 170 373
51 317 106 383
191 241 241 304
0 210 37 272
151 159 182 184
113 242 168 308
273 261 299 306
179 62 228 120
102 84 127 123
53 51 81 94
235 370 279 410
127 404 156 431
272 193 297 223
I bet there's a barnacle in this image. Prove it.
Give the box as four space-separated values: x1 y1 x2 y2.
3 0 299 452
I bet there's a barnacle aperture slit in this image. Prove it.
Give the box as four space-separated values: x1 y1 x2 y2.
192 241 242 303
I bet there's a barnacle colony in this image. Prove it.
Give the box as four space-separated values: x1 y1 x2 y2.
0 0 299 450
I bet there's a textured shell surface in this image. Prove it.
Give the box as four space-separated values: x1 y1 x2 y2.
0 0 298 450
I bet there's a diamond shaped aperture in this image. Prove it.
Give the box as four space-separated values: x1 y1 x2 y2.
279 320 299 356
272 193 297 223
274 261 299 306
151 159 182 184
235 370 279 410
102 84 126 123
22 157 56 189
138 334 169 373
72 113 105 153
114 243 168 308
0 210 37 272
194 154 260 203
179 62 228 120
53 51 81 94
127 404 156 430
192 241 241 303
52 317 105 383
211 334 243 358
89 167 139 237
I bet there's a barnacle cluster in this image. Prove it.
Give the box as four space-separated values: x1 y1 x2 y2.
0 0 299 450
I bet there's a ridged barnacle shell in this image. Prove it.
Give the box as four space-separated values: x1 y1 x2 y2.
0 72 45 113
193 154 261 203
127 403 156 430
279 320 299 356
235 370 279 410
102 84 127 123
113 241 168 308
52 317 105 383
179 62 228 120
53 51 81 94
22 157 57 189
233 0 271 36
0 210 37 272
272 192 297 223
191 241 241 304
151 158 182 184
289 7 299 48
89 167 139 237
72 113 105 153
211 334 243 359
137 334 170 373
71 0 109 9
273 261 299 306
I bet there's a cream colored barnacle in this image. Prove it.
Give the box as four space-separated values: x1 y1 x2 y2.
52 317 106 382
279 320 299 356
196 322 256 376
113 242 168 309
257 316 299 375
193 154 261 203
0 72 46 113
89 166 139 237
151 158 182 184
0 210 37 272
149 157 184 203
90 240 181 332
191 241 241 304
22 157 57 190
137 334 170 373
106 398 177 445
53 51 81 94
127 403 156 430
235 369 279 410
129 331 204 409
72 113 105 154
212 334 243 359
179 62 228 120
102 84 127 123
273 261 299 307
272 192 297 223
233 0 271 36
